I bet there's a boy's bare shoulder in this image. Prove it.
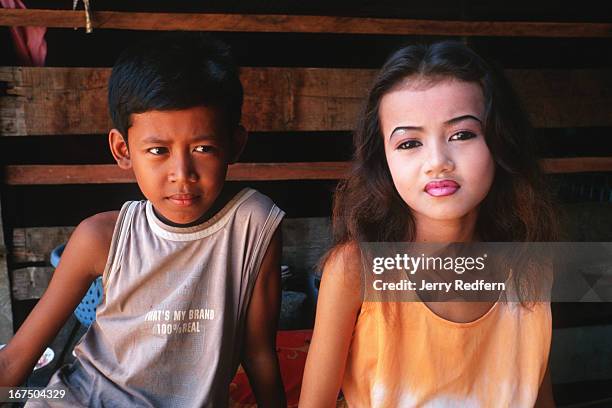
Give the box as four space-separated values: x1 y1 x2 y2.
70 211 120 275
76 211 119 241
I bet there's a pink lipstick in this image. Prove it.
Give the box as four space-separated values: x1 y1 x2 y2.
424 180 460 197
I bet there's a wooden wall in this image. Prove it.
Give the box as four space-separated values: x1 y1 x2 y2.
1 2 612 403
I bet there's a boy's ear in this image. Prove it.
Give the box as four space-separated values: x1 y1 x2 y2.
109 129 132 169
229 125 248 164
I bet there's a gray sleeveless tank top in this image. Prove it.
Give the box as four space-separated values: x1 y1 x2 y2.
33 188 284 408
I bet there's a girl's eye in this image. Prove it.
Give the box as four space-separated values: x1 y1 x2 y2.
194 145 214 153
147 147 167 155
449 131 477 141
397 140 422 150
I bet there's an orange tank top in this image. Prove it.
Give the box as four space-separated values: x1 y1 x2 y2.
342 299 551 407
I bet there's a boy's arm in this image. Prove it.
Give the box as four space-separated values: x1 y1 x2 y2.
0 212 117 386
241 227 286 408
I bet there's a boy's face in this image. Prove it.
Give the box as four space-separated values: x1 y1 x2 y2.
110 106 243 224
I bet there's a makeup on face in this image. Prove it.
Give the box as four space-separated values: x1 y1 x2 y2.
379 79 495 226
424 180 460 197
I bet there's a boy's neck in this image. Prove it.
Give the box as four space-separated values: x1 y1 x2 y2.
152 185 242 228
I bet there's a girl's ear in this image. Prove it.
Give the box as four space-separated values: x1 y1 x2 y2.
229 125 248 164
109 129 132 169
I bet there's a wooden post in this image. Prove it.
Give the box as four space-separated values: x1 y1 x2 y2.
0 194 14 343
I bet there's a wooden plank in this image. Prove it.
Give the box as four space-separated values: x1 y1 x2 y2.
1 67 611 135
4 158 612 185
10 203 612 266
11 266 53 300
0 67 372 135
3 162 352 184
6 165 135 185
9 203 612 297
282 217 331 277
10 218 333 295
540 157 612 174
13 219 332 269
0 194 14 342
1 9 611 38
12 227 75 264
226 162 349 181
506 70 612 129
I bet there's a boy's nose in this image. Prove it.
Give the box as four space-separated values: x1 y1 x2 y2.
168 153 199 183
424 144 455 176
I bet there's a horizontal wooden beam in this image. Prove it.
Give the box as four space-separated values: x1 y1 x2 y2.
1 67 611 136
3 158 612 185
540 157 612 174
3 162 351 184
12 226 74 264
12 217 332 265
14 202 612 265
1 9 611 37
0 67 372 135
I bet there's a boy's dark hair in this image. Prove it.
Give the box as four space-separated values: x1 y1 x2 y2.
108 33 243 139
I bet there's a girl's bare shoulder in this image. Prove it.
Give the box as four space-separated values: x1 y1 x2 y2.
320 242 365 299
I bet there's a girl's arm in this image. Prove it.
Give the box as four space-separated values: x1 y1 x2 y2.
299 244 363 408
535 363 555 408
0 212 116 386
241 228 286 408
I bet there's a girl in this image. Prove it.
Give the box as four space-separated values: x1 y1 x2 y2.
300 41 558 407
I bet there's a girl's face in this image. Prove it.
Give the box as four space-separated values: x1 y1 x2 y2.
380 78 495 225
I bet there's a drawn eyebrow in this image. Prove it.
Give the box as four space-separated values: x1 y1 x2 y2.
444 114 482 126
389 126 423 140
389 115 482 141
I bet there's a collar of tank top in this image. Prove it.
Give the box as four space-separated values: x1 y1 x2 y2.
151 185 246 228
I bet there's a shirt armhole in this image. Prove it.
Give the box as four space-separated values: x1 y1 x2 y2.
101 201 138 293
245 204 285 296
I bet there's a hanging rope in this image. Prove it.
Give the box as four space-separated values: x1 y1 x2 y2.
73 0 93 33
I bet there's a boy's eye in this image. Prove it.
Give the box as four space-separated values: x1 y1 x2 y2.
194 145 214 153
147 147 167 155
449 131 477 141
397 140 422 150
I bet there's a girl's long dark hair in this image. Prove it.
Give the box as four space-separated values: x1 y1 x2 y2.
331 41 559 248
325 42 559 303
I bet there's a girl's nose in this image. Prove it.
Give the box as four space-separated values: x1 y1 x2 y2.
424 144 455 176
168 153 199 183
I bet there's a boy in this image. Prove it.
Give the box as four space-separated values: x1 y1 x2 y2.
0 33 286 407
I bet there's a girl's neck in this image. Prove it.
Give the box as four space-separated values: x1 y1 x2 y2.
413 211 479 243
